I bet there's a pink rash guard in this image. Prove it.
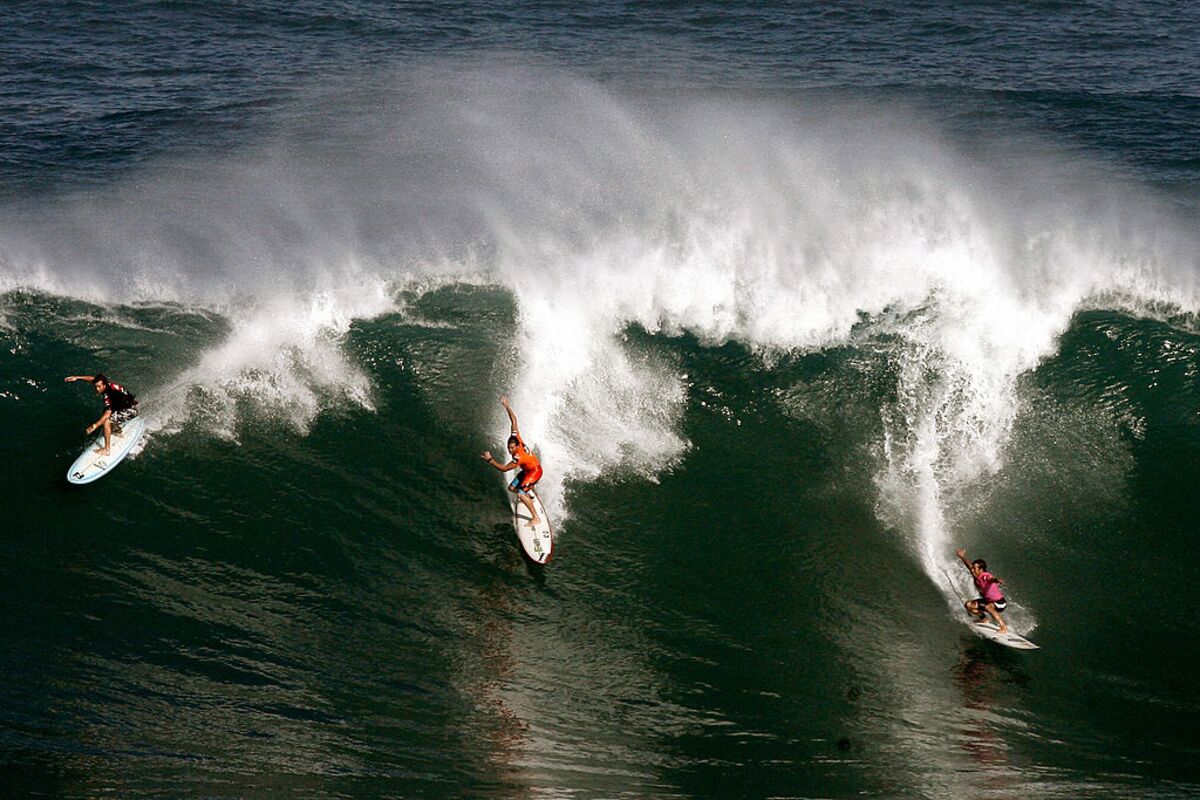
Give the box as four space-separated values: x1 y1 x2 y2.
974 571 1004 603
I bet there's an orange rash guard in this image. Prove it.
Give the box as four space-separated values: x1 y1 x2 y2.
513 439 543 487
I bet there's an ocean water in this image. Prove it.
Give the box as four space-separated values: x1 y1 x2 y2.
3 2 1200 797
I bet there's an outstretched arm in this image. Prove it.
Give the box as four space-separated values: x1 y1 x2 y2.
480 451 517 473
955 548 972 571
500 395 521 440
64 375 96 383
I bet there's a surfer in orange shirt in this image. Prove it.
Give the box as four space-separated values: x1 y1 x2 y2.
481 396 543 528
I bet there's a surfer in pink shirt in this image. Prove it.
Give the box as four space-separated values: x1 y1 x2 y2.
955 548 1008 634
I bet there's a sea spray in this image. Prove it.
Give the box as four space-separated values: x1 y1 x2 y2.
146 278 395 440
2 64 1197 559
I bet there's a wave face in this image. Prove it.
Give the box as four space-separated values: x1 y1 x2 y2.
3 3 1200 798
4 66 1196 557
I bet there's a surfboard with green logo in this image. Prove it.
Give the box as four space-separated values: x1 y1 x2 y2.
512 486 553 564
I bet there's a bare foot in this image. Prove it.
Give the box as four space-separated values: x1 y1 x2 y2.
95 447 111 455
527 518 541 529
997 626 1009 634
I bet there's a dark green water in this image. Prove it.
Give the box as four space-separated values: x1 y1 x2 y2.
4 288 1200 797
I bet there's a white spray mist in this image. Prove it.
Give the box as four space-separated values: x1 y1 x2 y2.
3 64 1198 591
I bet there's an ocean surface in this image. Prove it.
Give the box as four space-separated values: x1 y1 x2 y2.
3 2 1200 797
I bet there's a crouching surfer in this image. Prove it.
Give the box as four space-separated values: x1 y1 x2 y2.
481 396 543 529
65 373 139 456
955 548 1008 634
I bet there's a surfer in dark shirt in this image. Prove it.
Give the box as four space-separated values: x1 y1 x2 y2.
65 373 139 456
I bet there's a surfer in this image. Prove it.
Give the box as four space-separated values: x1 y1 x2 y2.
65 373 139 456
481 396 543 529
955 548 1008 634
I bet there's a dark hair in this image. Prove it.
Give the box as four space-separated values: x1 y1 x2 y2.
93 374 108 386
507 435 519 447
972 559 988 572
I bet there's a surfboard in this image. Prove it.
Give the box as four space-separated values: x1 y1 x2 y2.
512 486 554 564
969 620 1039 650
67 416 145 485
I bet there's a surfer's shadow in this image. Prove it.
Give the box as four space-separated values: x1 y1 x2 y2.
486 522 550 584
955 642 1032 693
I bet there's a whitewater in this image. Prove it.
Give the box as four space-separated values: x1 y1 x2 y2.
4 67 1197 617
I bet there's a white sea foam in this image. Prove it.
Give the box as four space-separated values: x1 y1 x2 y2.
147 276 395 440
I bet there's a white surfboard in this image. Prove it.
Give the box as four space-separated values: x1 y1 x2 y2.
512 487 554 564
969 620 1039 650
67 416 145 485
